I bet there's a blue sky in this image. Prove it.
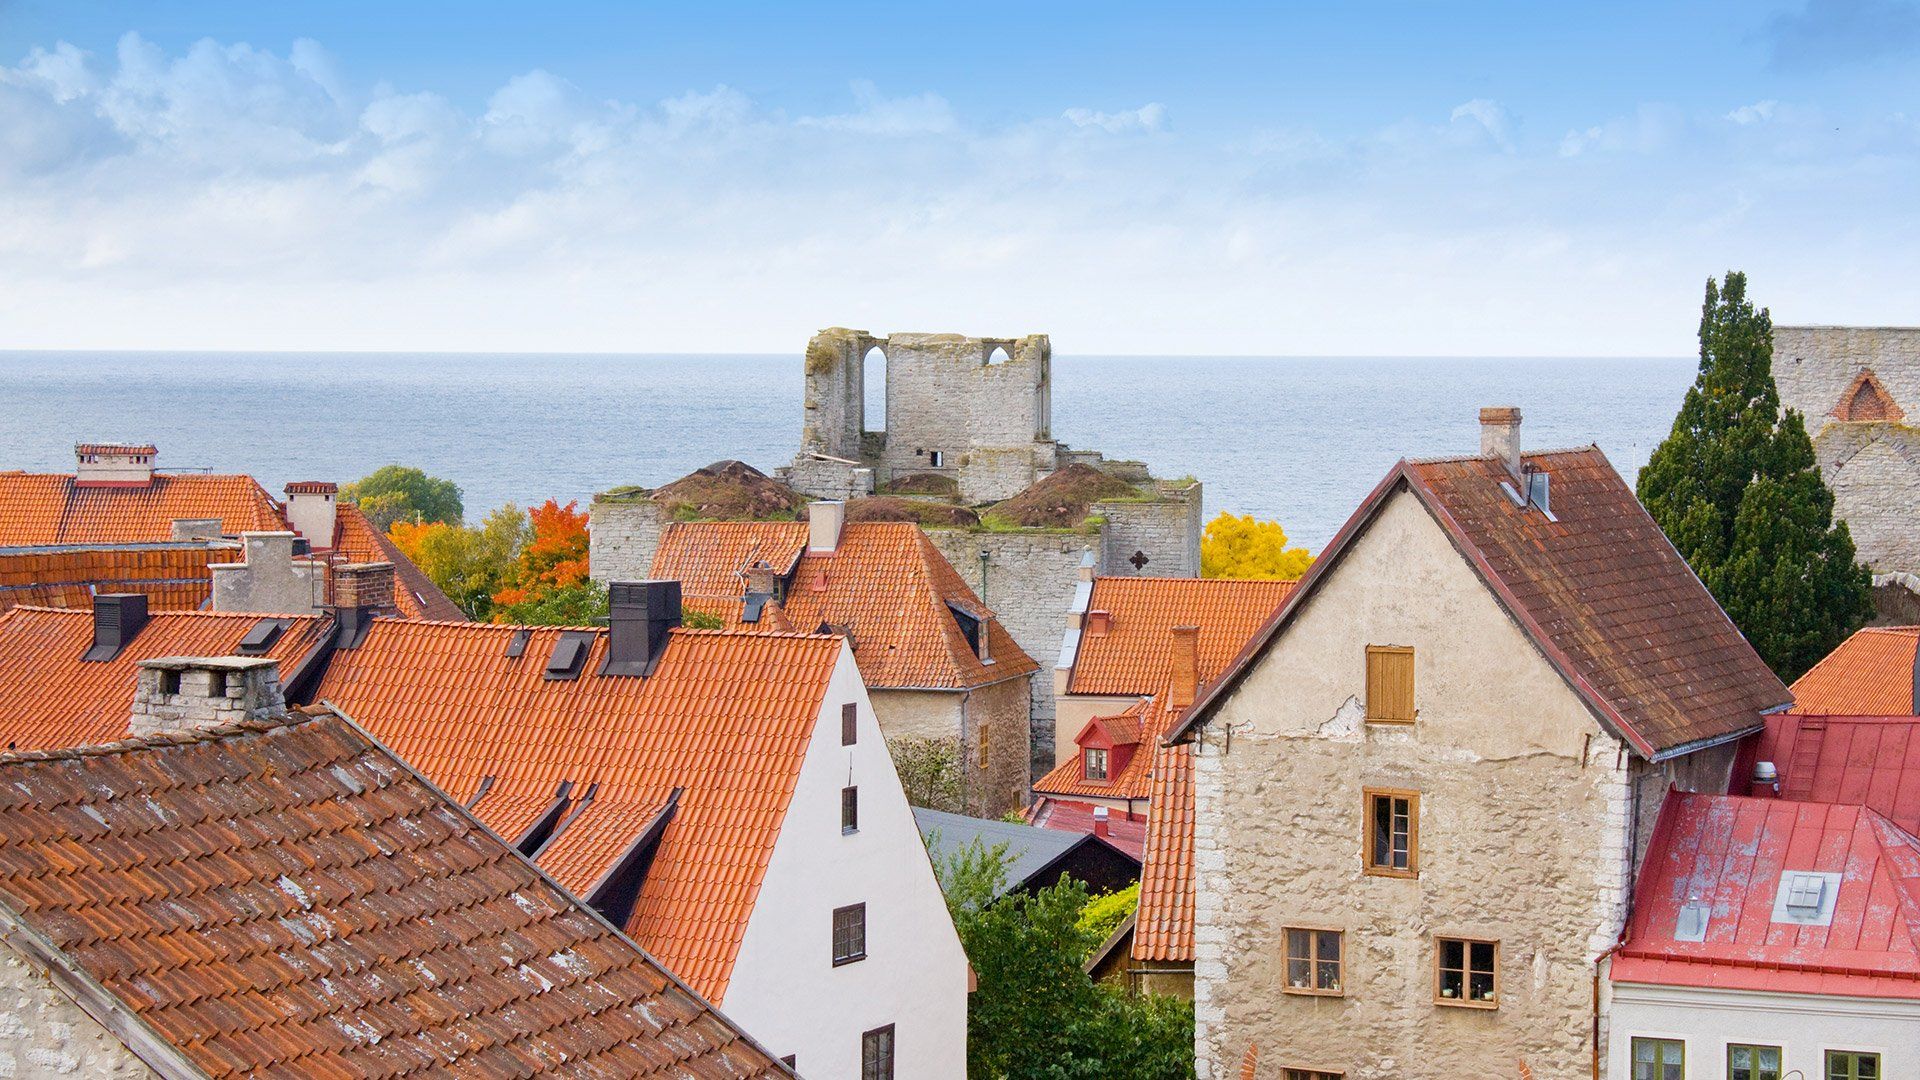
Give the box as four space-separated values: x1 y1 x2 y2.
1 1 1916 354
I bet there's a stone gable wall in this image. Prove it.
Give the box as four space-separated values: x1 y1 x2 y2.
1099 483 1203 578
0 946 157 1078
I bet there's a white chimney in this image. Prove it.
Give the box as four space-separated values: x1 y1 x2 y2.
74 443 156 487
170 518 225 541
283 482 339 549
1092 805 1111 839
129 657 286 738
210 532 325 615
1479 407 1522 477
809 500 846 554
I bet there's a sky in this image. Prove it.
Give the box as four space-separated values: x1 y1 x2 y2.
0 1 1916 355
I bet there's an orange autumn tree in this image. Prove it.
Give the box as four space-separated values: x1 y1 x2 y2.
491 500 606 624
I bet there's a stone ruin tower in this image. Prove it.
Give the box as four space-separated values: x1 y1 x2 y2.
1773 325 1920 616
786 328 1060 503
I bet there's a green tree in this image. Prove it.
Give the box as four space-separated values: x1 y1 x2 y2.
890 736 966 813
490 579 611 626
934 838 1194 1080
388 506 531 620
1637 272 1873 680
342 465 464 528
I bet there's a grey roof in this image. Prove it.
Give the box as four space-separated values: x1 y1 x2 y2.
915 806 1098 897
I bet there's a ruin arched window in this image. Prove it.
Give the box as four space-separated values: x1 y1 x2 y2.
1833 370 1904 423
863 345 888 433
985 345 1011 366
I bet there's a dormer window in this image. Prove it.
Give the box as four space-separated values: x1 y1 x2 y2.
1084 747 1109 781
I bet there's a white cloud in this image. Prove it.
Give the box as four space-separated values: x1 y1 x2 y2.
1728 99 1779 125
1448 98 1512 149
1063 103 1167 133
798 80 955 135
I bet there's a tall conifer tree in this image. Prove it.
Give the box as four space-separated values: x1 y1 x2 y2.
1638 272 1872 681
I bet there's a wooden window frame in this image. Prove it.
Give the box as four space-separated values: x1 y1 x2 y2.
1281 926 1344 997
1362 787 1419 878
1084 747 1109 781
861 1024 896 1080
1727 1043 1781 1080
841 785 858 834
1630 1037 1685 1079
1825 1050 1880 1080
842 702 858 746
832 903 867 966
1433 936 1499 1008
1364 645 1416 723
978 725 989 769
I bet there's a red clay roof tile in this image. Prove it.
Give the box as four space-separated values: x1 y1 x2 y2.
1067 577 1295 696
1787 626 1920 716
328 505 465 621
0 711 791 1077
0 472 284 544
1132 741 1195 962
0 543 221 614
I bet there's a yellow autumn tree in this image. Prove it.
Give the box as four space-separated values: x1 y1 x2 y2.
1200 512 1313 579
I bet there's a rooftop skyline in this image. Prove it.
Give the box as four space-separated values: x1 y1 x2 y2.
1 0 1916 355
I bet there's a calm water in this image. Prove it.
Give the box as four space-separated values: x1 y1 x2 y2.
0 353 1695 550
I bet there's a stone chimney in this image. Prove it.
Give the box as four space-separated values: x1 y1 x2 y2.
170 518 225 541
1167 625 1200 710
74 443 156 487
1092 805 1111 839
743 560 780 599
129 657 285 738
283 482 339 549
605 580 683 677
210 532 325 615
1479 407 1523 477
808 500 846 554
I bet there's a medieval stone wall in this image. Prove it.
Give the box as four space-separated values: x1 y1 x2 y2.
1773 326 1920 574
1099 482 1204 578
587 497 665 585
0 946 157 1078
869 682 1028 817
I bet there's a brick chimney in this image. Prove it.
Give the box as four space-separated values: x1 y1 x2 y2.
283 482 339 549
605 580 683 677
1167 625 1200 710
808 500 846 554
1479 407 1523 477
330 562 396 649
1092 805 1111 839
1086 610 1112 637
74 443 156 487
129 657 285 738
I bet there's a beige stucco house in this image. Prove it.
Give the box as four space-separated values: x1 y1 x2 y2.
1167 408 1791 1079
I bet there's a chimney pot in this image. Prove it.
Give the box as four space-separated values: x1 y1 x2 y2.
808 501 846 554
1092 805 1110 838
129 656 285 738
1479 406 1523 477
1168 625 1200 710
605 580 683 677
73 443 157 487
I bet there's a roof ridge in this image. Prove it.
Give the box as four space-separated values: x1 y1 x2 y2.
0 711 316 764
1400 445 1602 466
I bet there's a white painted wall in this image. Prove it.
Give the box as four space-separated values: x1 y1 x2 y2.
1608 980 1920 1078
726 643 970 1079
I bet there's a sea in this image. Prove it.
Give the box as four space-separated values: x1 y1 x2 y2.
0 352 1697 552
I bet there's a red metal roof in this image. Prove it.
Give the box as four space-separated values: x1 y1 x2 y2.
1731 713 1920 832
310 618 845 1004
0 710 791 1077
0 607 332 751
1067 577 1295 696
1175 449 1791 757
1789 626 1920 716
1613 790 1920 998
651 520 1035 690
1028 799 1146 860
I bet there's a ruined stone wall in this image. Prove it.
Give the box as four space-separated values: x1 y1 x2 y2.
781 458 874 502
800 327 875 461
927 528 1091 774
588 497 666 585
957 448 1043 504
0 946 158 1078
1098 481 1203 578
1190 489 1635 1080
1774 326 1920 574
877 333 1052 501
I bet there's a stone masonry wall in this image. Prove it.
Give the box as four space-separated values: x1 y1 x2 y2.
1099 482 1203 578
927 529 1091 776
869 683 1028 816
588 497 666 585
0 946 157 1078
1773 326 1920 574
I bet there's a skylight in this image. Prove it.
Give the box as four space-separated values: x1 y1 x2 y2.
1770 870 1841 926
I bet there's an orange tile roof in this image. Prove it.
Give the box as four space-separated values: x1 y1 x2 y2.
0 711 791 1078
1177 449 1793 757
0 472 284 544
1067 577 1295 696
0 607 331 751
652 520 1036 690
1033 697 1167 801
310 619 845 1003
1788 627 1920 715
328 504 466 621
1132 740 1196 962
0 543 221 614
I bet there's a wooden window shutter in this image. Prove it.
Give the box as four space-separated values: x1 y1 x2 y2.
1366 646 1415 722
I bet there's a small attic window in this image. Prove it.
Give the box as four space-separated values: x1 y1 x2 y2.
236 618 287 655
929 450 944 468
1771 870 1841 926
948 604 982 657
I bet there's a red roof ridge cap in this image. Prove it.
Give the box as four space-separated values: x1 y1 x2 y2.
0 713 312 765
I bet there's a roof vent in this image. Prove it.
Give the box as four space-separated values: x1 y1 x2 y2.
83 594 150 663
1771 870 1841 926
505 628 531 658
1752 760 1779 795
236 618 289 655
544 632 595 680
1674 900 1711 942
